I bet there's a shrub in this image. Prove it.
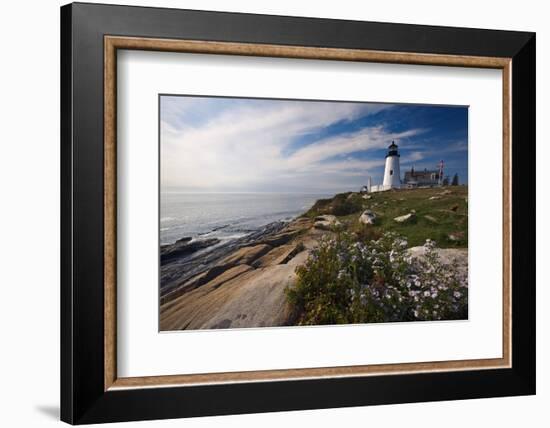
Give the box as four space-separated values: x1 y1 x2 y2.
353 224 382 243
286 232 467 325
329 193 363 216
303 193 366 218
303 198 333 218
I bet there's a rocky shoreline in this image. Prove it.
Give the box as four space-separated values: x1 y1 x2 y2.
161 220 290 299
160 188 468 331
159 214 332 330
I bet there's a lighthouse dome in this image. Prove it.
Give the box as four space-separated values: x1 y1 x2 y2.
386 141 400 158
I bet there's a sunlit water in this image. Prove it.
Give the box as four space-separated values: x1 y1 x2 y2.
160 192 330 245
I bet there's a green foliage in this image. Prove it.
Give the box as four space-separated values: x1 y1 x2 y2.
353 224 382 243
304 187 468 248
286 232 468 326
304 192 363 218
330 193 364 216
302 198 332 218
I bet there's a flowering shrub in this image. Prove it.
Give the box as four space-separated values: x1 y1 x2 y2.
286 232 467 325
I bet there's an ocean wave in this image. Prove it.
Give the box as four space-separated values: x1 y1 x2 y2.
218 233 249 241
160 193 329 246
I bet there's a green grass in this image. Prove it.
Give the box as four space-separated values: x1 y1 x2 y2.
303 186 468 248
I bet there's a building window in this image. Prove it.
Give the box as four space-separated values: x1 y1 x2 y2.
390 170 393 175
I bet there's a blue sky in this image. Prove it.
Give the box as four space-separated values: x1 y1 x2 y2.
160 95 468 193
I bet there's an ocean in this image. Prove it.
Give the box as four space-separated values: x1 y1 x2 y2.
160 192 330 245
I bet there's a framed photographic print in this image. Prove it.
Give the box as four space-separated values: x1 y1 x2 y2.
60 2 536 424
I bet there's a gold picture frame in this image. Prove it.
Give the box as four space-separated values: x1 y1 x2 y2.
103 36 512 391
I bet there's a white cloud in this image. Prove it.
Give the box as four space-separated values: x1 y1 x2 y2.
286 127 422 169
160 98 423 193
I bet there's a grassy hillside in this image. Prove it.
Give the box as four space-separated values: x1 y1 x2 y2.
303 186 468 248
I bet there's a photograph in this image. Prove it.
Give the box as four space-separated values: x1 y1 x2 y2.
54 2 537 424
159 95 469 331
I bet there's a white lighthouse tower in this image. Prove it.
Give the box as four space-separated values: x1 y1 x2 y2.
382 141 401 189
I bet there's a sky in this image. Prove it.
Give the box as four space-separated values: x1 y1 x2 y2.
160 95 468 194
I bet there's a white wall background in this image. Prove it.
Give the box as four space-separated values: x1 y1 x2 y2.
0 0 546 426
